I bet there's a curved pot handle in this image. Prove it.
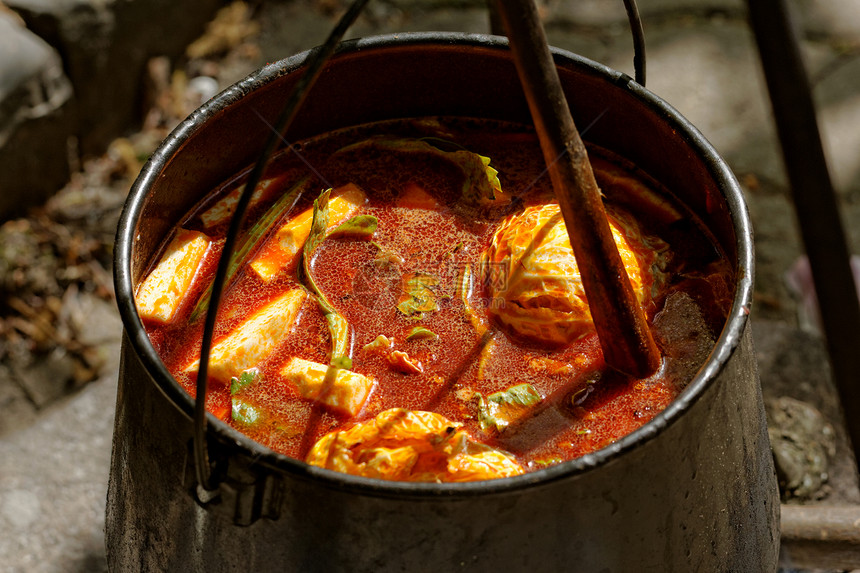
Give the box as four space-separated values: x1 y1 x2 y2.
191 0 373 497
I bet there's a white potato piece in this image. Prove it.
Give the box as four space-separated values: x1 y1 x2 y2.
136 229 211 324
281 357 374 417
185 288 306 383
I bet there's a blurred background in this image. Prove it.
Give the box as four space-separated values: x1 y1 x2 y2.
0 0 858 570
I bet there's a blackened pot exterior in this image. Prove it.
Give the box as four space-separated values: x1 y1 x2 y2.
108 33 779 572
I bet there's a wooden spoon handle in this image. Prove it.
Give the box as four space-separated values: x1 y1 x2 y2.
495 0 661 378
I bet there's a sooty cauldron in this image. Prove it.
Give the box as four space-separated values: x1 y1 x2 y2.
108 33 779 572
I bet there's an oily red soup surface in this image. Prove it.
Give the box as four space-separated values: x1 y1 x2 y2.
140 117 732 474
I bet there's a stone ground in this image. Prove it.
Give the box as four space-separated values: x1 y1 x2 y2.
1 0 860 571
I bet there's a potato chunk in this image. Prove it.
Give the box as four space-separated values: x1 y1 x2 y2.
136 229 210 324
306 408 525 482
250 183 367 280
281 357 374 417
184 289 306 383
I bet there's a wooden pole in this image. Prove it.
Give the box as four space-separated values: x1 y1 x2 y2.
495 0 661 378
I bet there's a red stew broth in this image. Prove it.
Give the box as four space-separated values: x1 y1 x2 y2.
140 117 733 472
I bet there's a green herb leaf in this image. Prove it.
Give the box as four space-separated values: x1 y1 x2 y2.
230 368 263 396
477 383 542 432
231 397 263 426
456 150 503 205
396 273 440 318
330 214 378 239
406 326 438 341
330 354 353 370
299 188 352 364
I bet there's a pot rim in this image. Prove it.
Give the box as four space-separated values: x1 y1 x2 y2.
114 31 754 498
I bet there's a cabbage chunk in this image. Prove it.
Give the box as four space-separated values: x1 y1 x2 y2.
306 408 524 482
483 202 657 345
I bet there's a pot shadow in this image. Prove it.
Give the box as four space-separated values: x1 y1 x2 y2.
69 548 108 573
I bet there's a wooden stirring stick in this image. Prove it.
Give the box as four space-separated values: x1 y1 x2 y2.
495 0 661 378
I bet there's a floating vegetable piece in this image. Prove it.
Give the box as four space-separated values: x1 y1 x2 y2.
457 264 489 335
396 182 441 210
229 368 300 437
184 288 306 384
528 355 579 376
325 313 351 366
231 370 262 425
335 137 508 208
476 383 543 432
231 400 263 426
442 432 527 482
306 408 524 481
329 214 377 239
191 177 311 321
483 202 658 345
299 188 354 363
475 336 497 381
397 273 440 318
200 174 288 229
281 357 374 417
231 371 264 426
372 245 404 269
230 367 262 396
387 350 423 374
136 229 211 324
406 326 438 341
251 183 367 281
363 334 393 353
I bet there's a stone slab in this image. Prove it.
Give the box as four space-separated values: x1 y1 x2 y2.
0 370 116 573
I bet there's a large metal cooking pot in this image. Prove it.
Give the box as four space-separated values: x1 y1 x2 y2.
108 33 779 571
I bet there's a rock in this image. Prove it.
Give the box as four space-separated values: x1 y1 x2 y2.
767 396 836 500
0 12 73 220
7 0 224 157
754 319 860 504
59 289 122 349
8 346 78 408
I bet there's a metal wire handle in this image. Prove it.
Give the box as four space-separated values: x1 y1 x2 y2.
623 0 646 85
192 0 371 495
192 0 647 495
488 0 646 85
